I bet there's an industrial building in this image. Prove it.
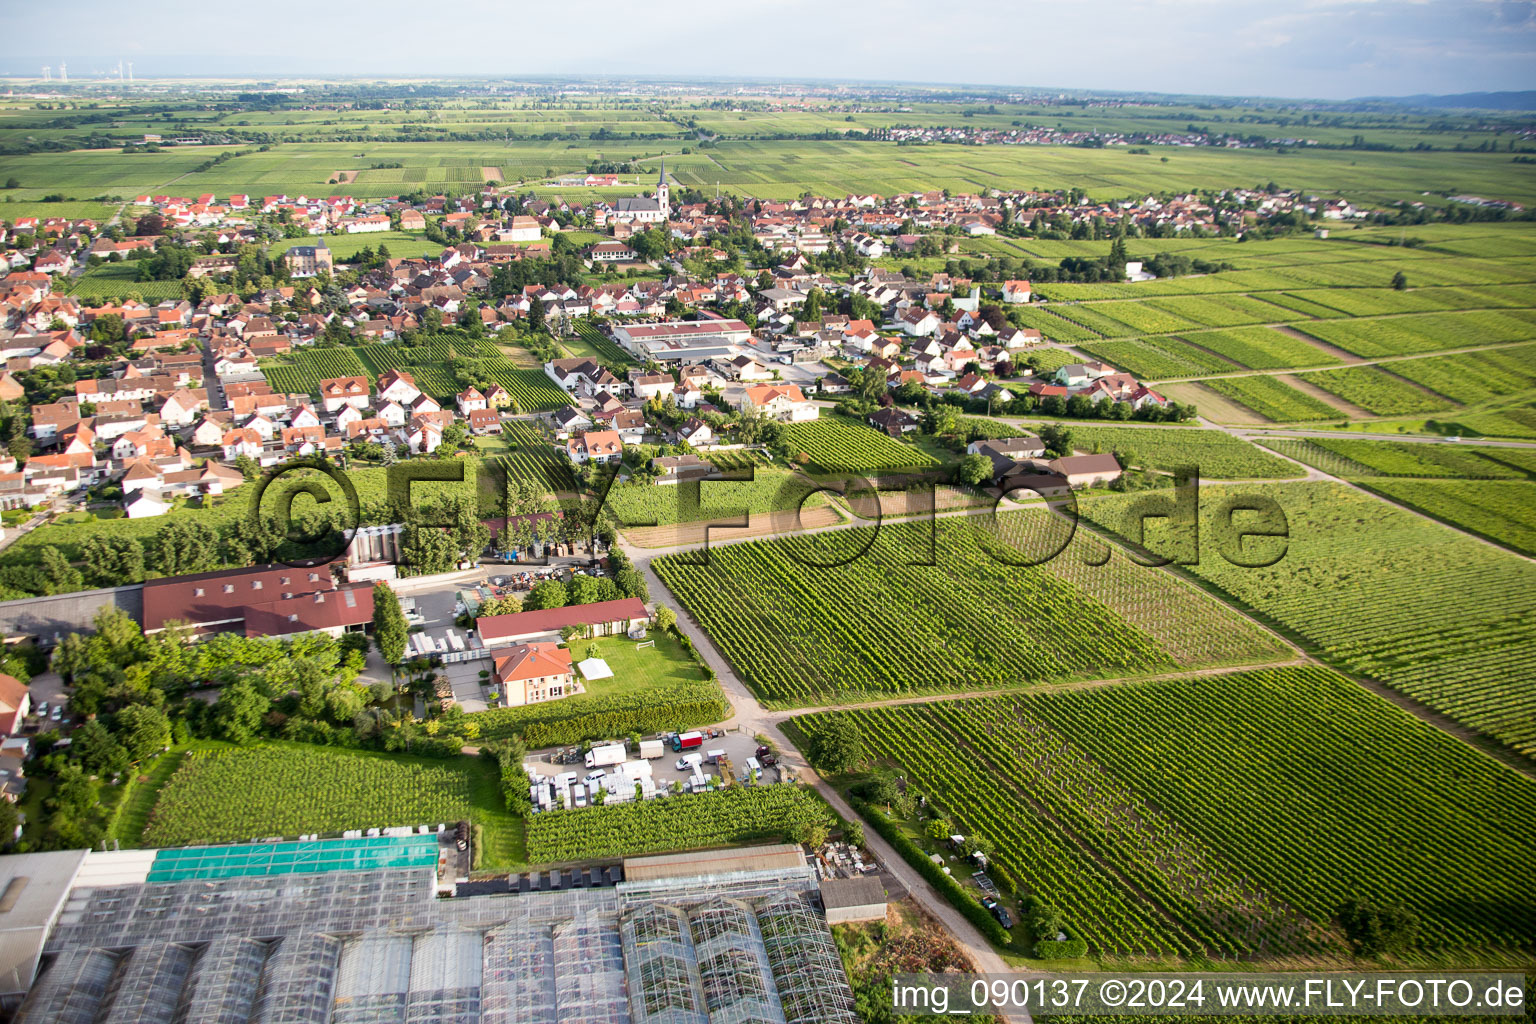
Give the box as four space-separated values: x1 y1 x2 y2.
5 840 860 1023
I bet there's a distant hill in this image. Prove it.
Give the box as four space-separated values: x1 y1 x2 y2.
1356 91 1536 111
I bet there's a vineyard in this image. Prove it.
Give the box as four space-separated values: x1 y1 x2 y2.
494 419 574 493
140 745 504 848
1083 482 1536 757
523 784 834 862
1295 309 1536 358
1179 327 1342 370
1006 306 1106 343
653 514 1289 708
569 319 636 367
957 417 1304 479
467 683 729 747
1362 479 1536 556
1203 376 1339 422
1303 366 1457 416
781 419 940 471
1080 337 1236 379
1384 343 1536 404
795 666 1536 959
261 336 569 410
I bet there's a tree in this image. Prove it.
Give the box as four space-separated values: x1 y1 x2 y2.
213 677 269 744
80 535 146 587
956 453 993 487
1039 423 1074 458
73 720 130 777
371 581 408 666
1340 899 1419 956
843 820 865 848
525 579 568 611
654 606 677 634
1391 271 1408 291
809 717 863 773
113 704 171 762
39 547 83 595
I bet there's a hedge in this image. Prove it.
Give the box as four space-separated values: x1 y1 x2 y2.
1034 936 1090 959
851 797 1012 948
467 684 730 747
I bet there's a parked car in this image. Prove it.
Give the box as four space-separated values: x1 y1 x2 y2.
584 770 607 785
50 707 62 722
981 897 1014 929
755 745 772 758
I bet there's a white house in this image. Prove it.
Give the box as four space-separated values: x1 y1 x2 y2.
1001 280 1033 303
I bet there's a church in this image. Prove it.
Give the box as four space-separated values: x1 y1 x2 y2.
610 159 671 223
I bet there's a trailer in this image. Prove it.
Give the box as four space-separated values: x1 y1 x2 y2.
670 731 704 752
705 748 727 765
585 743 627 769
638 739 665 760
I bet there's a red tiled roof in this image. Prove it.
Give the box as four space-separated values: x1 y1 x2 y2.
477 597 648 643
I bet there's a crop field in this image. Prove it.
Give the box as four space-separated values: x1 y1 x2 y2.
794 666 1536 959
524 785 833 863
1180 326 1342 370
1046 303 1141 338
654 514 1289 708
960 417 1304 478
1007 306 1106 343
1362 480 1536 557
1083 482 1536 757
1203 376 1340 422
261 346 371 395
1078 301 1201 336
1011 346 1078 374
67 264 186 303
781 419 940 471
570 319 635 367
1383 343 1536 404
1080 337 1238 379
1295 309 1536 358
1258 437 1528 479
1303 365 1457 416
494 419 574 494
1143 293 1304 327
139 744 521 862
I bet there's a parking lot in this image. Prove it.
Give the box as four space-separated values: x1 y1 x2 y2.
525 730 782 790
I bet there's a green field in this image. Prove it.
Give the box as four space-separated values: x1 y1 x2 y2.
1363 479 1536 556
1304 365 1458 416
653 514 1290 708
1083 481 1536 757
782 418 941 471
1203 376 1341 422
964 419 1305 479
794 666 1536 960
68 263 186 303
139 743 525 866
605 468 831 527
524 784 833 863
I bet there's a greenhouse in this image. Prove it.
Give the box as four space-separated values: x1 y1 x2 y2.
10 847 858 1024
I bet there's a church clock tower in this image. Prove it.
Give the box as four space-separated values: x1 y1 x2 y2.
656 158 670 218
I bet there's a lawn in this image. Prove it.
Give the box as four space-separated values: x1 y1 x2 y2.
269 230 440 260
572 631 712 699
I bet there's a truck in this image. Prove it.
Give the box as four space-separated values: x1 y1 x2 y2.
670 731 704 753
584 742 627 769
638 739 665 760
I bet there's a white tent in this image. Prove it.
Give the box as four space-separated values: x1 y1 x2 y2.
577 657 613 680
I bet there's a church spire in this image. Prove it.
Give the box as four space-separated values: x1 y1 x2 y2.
658 156 666 186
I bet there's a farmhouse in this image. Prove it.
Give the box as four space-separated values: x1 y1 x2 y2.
476 597 650 649
140 564 373 639
493 642 577 707
1050 453 1123 488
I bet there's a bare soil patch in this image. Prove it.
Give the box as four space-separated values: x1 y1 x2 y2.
1158 381 1269 425
624 507 844 548
1279 373 1370 418
331 170 358 184
481 166 503 182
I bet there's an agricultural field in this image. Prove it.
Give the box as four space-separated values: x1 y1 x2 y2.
494 419 575 494
67 263 187 303
1083 482 1536 757
794 666 1536 960
524 784 834 863
569 319 636 367
1294 309 1536 358
1179 326 1343 370
781 418 941 471
653 514 1290 708
139 743 524 864
1383 343 1536 404
1007 306 1107 343
1303 365 1457 416
966 419 1305 479
1258 437 1529 479
604 469 831 528
1203 376 1340 422
1080 336 1237 379
1362 479 1536 557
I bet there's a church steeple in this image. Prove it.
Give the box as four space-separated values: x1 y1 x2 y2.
656 157 670 218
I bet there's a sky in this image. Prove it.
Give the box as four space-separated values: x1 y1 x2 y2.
4 0 1535 100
